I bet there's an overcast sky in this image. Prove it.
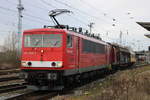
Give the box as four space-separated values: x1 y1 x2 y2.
0 0 150 51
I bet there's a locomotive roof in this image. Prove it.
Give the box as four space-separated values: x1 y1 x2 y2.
24 28 65 33
65 29 108 45
23 28 108 45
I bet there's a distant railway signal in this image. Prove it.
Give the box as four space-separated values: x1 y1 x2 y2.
88 22 95 34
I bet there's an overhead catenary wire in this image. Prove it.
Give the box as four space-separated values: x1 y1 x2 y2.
35 0 93 30
1 1 126 39
0 3 114 42
1 0 138 31
24 16 49 24
0 6 17 12
79 0 128 30
52 0 120 34
23 0 50 12
0 2 88 30
0 22 17 27
40 0 89 27
24 13 50 22
67 14 89 26
78 0 135 35
79 0 121 27
40 0 58 8
0 6 51 23
5 0 17 5
5 0 52 19
67 13 110 33
52 0 113 24
79 0 115 20
1 0 112 32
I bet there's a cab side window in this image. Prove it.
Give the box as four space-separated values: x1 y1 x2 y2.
67 35 73 48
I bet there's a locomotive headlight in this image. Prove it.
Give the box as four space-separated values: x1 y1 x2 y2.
21 61 32 67
51 61 62 67
21 61 27 67
56 61 62 68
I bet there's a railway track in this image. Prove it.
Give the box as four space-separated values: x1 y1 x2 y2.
0 64 149 100
0 68 28 100
6 91 59 100
0 68 57 100
0 78 27 97
0 74 20 82
0 69 20 75
0 83 26 94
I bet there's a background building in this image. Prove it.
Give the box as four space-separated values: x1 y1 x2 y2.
137 22 150 39
136 22 150 64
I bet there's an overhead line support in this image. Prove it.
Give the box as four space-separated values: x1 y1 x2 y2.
17 0 24 55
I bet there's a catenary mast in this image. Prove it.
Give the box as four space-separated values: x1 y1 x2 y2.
17 0 24 55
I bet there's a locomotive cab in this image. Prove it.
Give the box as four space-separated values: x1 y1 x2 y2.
21 28 69 90
21 29 64 68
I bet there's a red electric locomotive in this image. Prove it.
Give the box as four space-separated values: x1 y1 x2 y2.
21 27 111 90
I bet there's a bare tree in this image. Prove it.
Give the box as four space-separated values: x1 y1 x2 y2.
0 31 19 69
4 31 18 52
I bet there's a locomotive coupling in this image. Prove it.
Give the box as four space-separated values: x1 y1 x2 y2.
47 73 57 80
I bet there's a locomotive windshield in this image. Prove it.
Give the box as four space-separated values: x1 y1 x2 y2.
24 34 62 47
